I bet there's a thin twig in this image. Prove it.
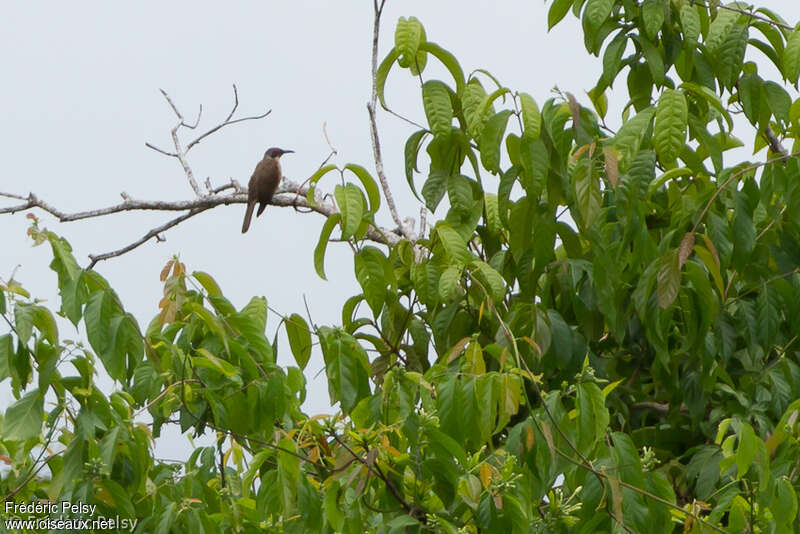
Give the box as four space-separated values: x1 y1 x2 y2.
368 0 410 239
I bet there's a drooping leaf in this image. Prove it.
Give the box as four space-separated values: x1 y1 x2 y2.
314 213 341 280
654 89 687 164
285 313 312 370
657 249 680 309
422 80 454 139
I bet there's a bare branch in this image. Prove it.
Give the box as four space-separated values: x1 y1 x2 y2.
185 85 271 152
146 87 271 198
2 176 403 269
87 207 211 269
369 0 412 240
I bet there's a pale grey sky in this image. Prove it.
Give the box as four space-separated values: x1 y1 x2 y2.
2 2 799 458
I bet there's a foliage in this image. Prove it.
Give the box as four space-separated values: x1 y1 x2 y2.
3 1 800 532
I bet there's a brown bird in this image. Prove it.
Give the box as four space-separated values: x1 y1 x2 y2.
241 147 294 233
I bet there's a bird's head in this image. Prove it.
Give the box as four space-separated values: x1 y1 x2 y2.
265 147 294 159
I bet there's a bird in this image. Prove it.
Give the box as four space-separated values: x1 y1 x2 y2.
241 147 294 233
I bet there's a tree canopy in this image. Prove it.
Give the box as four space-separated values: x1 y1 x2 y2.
2 0 800 532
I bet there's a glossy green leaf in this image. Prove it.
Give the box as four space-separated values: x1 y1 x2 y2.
422 80 454 139
784 29 800 84
436 222 471 265
479 110 513 174
344 164 381 216
584 0 614 30
657 249 680 309
548 0 574 30
395 16 425 70
334 183 365 239
641 0 664 40
654 89 688 164
438 265 462 301
518 92 541 141
404 130 427 201
314 213 341 280
679 5 700 43
285 313 312 370
612 106 655 170
419 41 465 94
376 47 400 109
2 389 43 441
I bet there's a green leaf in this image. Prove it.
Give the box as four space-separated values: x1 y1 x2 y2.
738 73 762 124
439 265 463 302
641 0 665 40
654 89 688 164
657 249 680 309
518 92 541 141
344 164 381 216
2 389 43 441
735 422 757 478
573 157 601 229
376 47 400 109
285 313 312 370
773 477 798 525
319 327 370 414
757 284 779 348
314 213 341 280
462 80 490 139
602 30 628 85
680 82 733 131
422 171 448 213
548 0 574 30
577 382 609 450
419 41 465 95
192 348 238 378
334 183 365 239
764 81 791 124
0 287 4 315
32 305 58 345
305 163 338 205
471 260 505 303
354 246 392 316
422 80 454 139
717 23 748 90
612 106 655 170
14 303 35 347
784 29 800 84
404 130 428 201
584 0 614 30
436 222 471 266
705 8 738 55
193 271 222 296
479 110 513 174
679 4 700 43
395 16 425 70
0 334 12 382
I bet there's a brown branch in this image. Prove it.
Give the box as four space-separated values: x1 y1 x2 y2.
3 178 404 268
185 85 271 152
87 207 211 269
145 86 271 198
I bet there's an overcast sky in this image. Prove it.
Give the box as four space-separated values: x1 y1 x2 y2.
2 2 799 460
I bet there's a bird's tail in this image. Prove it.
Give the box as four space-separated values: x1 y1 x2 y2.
241 202 256 233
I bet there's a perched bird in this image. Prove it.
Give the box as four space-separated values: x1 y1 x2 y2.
241 147 294 233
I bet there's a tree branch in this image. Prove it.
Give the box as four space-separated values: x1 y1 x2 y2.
2 178 404 269
145 86 271 198
368 0 413 240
